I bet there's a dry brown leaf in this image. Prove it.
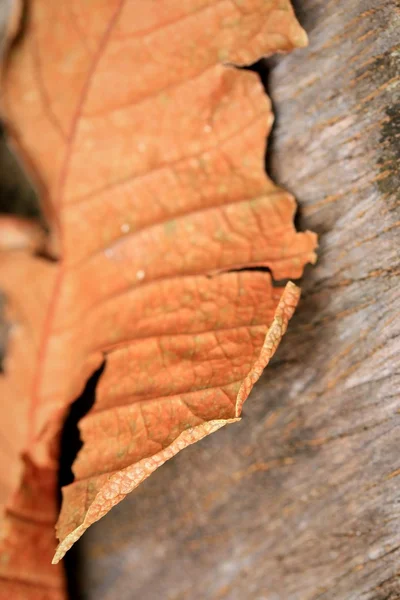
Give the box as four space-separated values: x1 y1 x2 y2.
0 0 316 596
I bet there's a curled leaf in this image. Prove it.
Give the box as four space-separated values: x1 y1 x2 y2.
0 0 316 593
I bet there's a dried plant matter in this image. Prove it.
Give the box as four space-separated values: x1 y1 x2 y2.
0 1 316 596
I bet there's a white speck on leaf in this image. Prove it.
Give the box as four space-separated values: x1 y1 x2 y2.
368 545 386 561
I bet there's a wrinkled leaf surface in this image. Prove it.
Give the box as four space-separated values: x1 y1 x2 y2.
0 1 316 596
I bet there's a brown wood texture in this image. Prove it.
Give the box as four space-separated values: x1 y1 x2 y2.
72 1 400 599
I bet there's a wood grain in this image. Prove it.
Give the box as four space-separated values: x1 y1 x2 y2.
74 1 400 599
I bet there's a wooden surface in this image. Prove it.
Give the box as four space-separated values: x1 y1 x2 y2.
1 0 399 598
73 1 400 599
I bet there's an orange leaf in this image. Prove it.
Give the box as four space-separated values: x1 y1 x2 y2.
0 0 316 594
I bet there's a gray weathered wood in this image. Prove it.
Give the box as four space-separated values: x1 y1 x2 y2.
76 1 400 598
